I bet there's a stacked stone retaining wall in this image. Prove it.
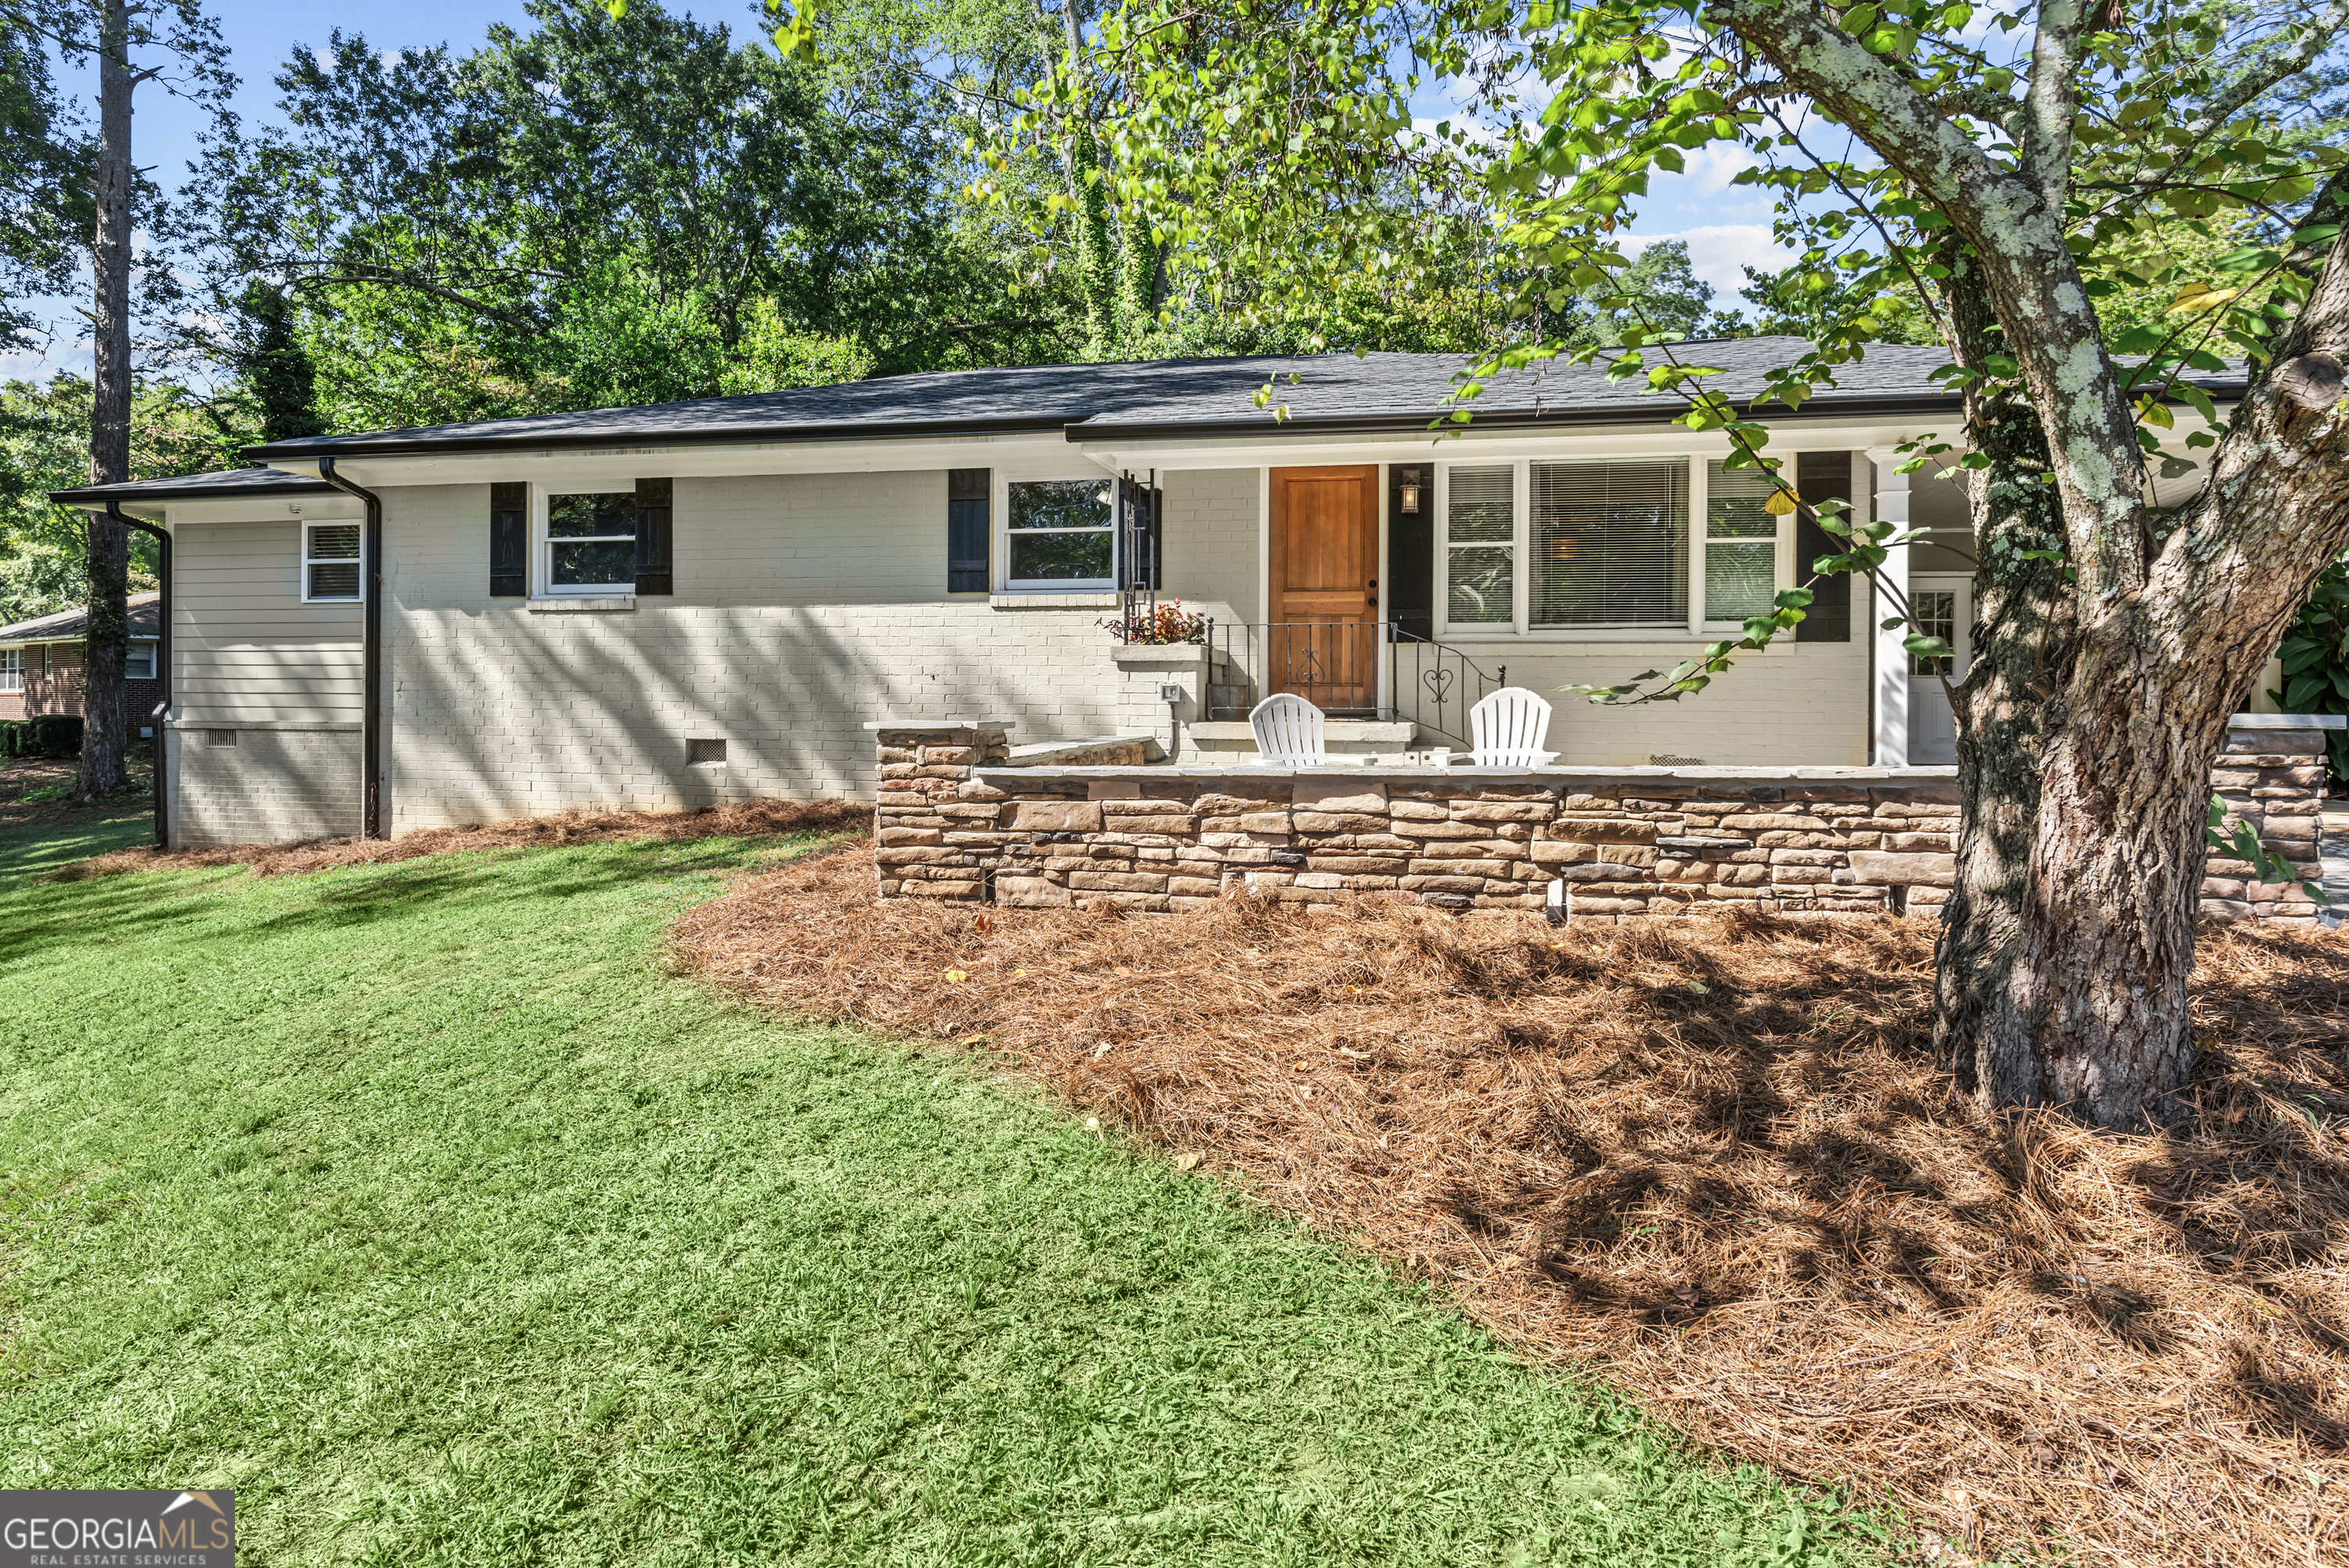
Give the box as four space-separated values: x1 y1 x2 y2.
874 719 2333 925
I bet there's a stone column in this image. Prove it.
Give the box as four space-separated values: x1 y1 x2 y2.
1864 446 1911 768
2204 713 2337 924
869 720 1012 899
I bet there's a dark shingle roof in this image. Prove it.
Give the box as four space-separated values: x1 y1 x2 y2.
0 592 161 644
1069 341 1982 436
234 338 2243 461
49 464 339 507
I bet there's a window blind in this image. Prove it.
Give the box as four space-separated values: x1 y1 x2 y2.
1530 461 1687 627
1704 460 1779 622
1445 465 1514 625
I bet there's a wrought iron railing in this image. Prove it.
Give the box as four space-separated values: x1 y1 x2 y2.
1185 620 1509 746
1202 620 1387 718
1387 629 1507 747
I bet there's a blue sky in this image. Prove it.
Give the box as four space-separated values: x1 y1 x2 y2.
9 0 1784 382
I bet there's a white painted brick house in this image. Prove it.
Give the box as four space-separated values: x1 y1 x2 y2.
49 341 2239 849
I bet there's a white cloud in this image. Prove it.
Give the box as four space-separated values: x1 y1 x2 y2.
1622 224 1793 301
1678 142 1763 194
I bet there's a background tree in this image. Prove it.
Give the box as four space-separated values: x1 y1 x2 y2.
5 0 228 797
0 373 161 623
1001 0 2349 1126
189 0 1045 431
0 25 80 349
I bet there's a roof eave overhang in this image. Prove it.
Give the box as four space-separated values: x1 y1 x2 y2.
46 480 340 508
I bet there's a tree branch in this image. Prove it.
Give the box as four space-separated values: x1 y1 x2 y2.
1933 85 2019 135
283 266 533 324
1711 0 2148 600
2021 0 2088 204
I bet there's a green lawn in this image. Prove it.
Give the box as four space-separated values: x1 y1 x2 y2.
0 814 1873 1566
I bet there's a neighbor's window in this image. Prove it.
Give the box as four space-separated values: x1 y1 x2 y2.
1445 466 1514 624
1529 460 1688 629
1006 479 1113 586
124 641 156 680
0 647 20 691
303 522 362 601
545 492 640 593
1702 460 1784 624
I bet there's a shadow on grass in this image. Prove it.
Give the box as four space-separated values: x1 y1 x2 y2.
0 830 845 971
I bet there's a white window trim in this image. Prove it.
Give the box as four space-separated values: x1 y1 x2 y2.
300 520 364 604
536 485 639 600
124 640 157 680
1431 455 1796 641
0 646 21 693
997 470 1119 593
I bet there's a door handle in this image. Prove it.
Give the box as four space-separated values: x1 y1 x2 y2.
1366 597 1378 607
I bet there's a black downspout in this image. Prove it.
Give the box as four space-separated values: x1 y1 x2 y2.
106 502 168 849
315 457 384 840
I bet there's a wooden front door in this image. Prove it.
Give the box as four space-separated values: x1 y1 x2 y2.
1268 465 1380 711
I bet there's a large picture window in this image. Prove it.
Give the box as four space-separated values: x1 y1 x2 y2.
1433 456 1804 636
544 492 639 594
1006 479 1113 586
1530 461 1688 628
303 522 362 601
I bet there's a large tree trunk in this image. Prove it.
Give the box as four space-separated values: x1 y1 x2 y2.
1935 233 2349 1126
77 0 135 798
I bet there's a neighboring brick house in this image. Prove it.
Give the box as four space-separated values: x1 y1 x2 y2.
0 593 164 736
41 346 2244 850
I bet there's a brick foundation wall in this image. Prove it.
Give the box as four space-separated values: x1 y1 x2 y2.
171 725 362 849
874 720 2334 925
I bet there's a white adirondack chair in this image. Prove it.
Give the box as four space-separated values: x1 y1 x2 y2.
1468 687 1559 766
1249 693 1328 766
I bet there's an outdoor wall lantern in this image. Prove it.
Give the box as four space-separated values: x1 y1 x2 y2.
1398 470 1423 514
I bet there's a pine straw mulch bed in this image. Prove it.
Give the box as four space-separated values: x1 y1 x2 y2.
671 843 2349 1566
48 798 868 880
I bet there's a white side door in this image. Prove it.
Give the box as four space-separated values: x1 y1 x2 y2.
1906 575 1973 766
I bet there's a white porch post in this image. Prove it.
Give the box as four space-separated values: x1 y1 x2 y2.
1865 446 1911 767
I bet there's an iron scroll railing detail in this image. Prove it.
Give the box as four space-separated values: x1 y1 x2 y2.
1387 629 1506 748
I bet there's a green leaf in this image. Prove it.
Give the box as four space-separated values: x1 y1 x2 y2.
1903 633 1952 661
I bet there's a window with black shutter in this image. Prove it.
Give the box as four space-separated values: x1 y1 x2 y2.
489 482 528 597
634 477 673 595
947 469 989 593
1793 451 1853 642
